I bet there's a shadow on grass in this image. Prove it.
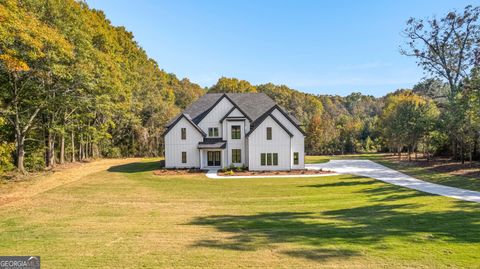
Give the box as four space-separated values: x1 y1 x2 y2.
188 202 480 262
299 176 376 188
107 160 162 173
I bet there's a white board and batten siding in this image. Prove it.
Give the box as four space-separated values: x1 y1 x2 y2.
248 115 292 171
271 108 305 169
198 97 234 138
164 117 203 168
226 120 246 167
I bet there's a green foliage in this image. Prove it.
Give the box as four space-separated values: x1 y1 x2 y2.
379 91 440 158
0 117 14 174
0 0 203 172
209 77 257 93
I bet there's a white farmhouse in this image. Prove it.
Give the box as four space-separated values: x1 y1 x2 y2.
163 93 305 170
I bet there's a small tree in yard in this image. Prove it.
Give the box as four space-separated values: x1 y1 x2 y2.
380 91 440 160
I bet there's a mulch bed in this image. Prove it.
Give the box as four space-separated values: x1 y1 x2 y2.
218 169 333 176
383 154 480 179
153 169 208 176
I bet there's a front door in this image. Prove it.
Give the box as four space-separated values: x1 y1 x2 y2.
207 151 221 166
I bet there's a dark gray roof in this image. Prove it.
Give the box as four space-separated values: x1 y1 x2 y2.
166 93 299 127
198 138 227 149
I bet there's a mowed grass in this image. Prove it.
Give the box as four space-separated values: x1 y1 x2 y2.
0 159 479 268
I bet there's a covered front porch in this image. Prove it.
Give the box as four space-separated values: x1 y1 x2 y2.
198 138 227 169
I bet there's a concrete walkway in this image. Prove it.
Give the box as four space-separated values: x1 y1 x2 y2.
206 169 339 179
306 160 480 203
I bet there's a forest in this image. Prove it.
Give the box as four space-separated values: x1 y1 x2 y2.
1 0 479 174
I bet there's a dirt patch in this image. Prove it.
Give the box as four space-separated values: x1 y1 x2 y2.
218 169 333 177
0 158 141 208
153 169 208 176
382 154 480 179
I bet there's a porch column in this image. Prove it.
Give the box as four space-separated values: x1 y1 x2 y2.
222 149 226 168
199 149 203 169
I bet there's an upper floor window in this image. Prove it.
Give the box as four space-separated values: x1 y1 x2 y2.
208 127 219 137
231 125 241 139
181 128 186 140
266 127 272 140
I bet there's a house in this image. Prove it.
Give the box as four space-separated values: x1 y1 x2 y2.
163 93 305 170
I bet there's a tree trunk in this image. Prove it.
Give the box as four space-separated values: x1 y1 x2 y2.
10 74 40 174
452 140 457 161
16 135 26 174
414 143 418 161
426 137 430 161
45 127 51 167
71 130 75 162
461 136 465 165
79 135 83 161
48 132 56 168
60 133 65 164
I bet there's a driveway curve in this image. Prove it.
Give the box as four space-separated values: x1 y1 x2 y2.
306 160 480 203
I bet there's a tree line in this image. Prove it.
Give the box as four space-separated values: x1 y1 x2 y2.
1 2 479 175
0 0 204 173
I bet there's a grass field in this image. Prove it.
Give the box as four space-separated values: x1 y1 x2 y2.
0 158 479 268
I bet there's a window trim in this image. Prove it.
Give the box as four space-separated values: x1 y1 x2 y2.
181 128 186 140
181 151 187 163
266 127 272 140
231 125 241 139
208 127 219 137
293 152 299 165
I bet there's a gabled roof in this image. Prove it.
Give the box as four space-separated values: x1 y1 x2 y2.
166 93 285 127
164 93 304 137
249 113 294 137
162 113 207 137
219 106 248 123
246 105 306 137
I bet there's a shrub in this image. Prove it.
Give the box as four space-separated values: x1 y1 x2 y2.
225 170 234 176
24 147 45 171
103 147 122 158
0 142 15 174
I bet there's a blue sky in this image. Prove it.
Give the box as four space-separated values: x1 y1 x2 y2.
86 0 473 97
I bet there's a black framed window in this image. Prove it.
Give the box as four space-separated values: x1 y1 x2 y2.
181 128 186 140
232 149 241 163
266 127 272 140
267 153 272 165
231 125 241 139
294 152 299 165
181 152 187 163
273 153 278 165
261 153 266 166
208 127 219 137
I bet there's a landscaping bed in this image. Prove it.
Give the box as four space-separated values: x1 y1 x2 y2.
217 169 333 176
153 168 208 176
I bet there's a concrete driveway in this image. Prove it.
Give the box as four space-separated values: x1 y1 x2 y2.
306 160 480 203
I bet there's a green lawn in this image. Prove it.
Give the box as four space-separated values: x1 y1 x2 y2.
0 158 479 268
